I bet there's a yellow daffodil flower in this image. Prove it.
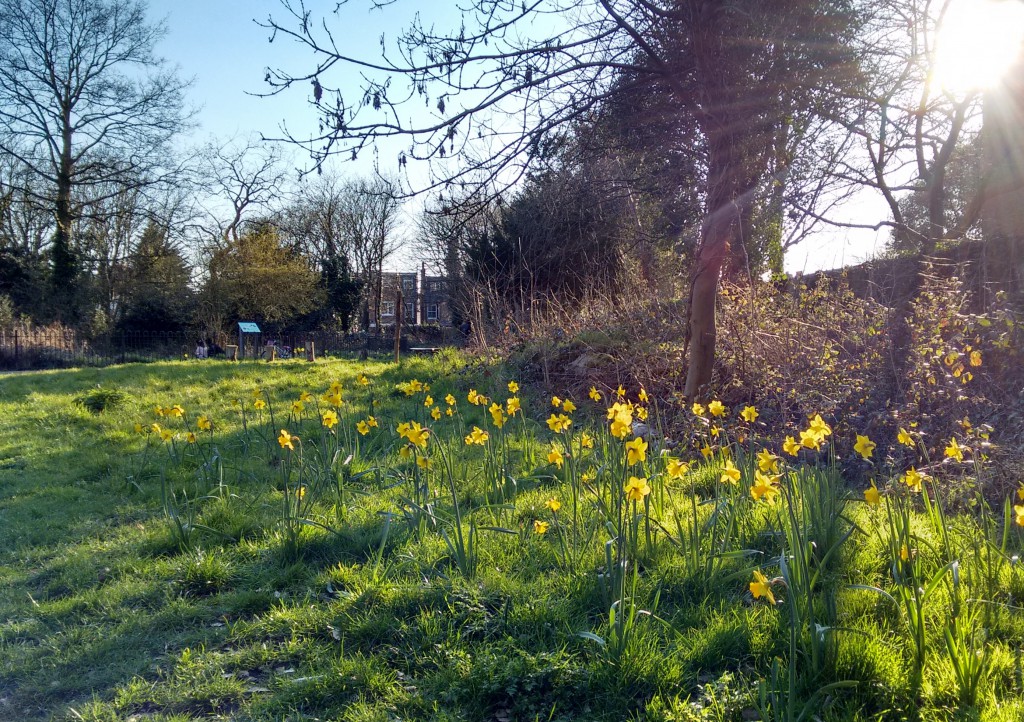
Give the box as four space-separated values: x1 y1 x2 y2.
534 519 550 534
691 402 706 416
625 436 648 465
750 472 780 503
740 405 758 423
750 570 775 604
638 387 649 403
562 399 576 413
580 432 595 449
700 443 714 459
465 426 489 445
299 391 313 402
756 449 779 474
589 386 602 402
720 459 741 485
431 406 442 421
254 398 267 410
708 400 726 418
897 428 913 447
546 498 561 513
547 446 564 469
666 457 689 480
508 380 519 393
864 480 880 507
197 415 212 431
782 436 800 456
322 410 339 429
489 402 507 428
291 401 304 414
278 429 297 450
551 395 562 408
945 437 965 463
624 476 651 502
903 467 925 493
424 395 434 407
854 434 876 460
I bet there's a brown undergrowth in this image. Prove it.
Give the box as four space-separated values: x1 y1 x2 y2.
499 269 1024 502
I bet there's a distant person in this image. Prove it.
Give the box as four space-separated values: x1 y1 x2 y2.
194 340 208 359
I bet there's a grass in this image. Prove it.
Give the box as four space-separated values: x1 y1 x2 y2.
1 353 1023 721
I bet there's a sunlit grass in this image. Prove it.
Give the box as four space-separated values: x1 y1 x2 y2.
0 353 1023 721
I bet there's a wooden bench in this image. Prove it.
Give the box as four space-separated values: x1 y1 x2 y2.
408 347 440 355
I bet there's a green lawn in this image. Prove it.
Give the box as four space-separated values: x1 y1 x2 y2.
1 354 1022 721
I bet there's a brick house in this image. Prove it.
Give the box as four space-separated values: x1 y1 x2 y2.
377 265 453 326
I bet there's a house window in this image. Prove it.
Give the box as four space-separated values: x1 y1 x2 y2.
381 301 394 316
402 279 415 292
404 302 415 320
426 304 439 321
429 281 441 292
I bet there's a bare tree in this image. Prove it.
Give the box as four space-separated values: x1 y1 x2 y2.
200 138 288 244
261 0 861 398
337 176 402 331
0 0 192 318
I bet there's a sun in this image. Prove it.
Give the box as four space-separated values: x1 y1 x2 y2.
932 0 1024 94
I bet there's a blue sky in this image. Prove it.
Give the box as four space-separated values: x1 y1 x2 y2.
154 0 886 271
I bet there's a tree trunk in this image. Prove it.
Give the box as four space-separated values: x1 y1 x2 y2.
51 120 77 321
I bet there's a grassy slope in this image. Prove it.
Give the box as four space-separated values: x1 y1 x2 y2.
0 355 1022 722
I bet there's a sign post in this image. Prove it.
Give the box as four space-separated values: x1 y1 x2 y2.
237 322 261 360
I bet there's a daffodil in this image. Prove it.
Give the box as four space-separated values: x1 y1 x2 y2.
358 375 370 386
154 405 165 417
291 400 305 414
625 436 648 465
545 498 561 513
799 428 822 451
808 414 832 438
756 449 779 474
399 445 413 460
616 385 626 398
168 404 185 418
666 457 689 480
547 413 571 433
1014 504 1024 527
782 436 801 456
489 402 507 428
134 422 145 434
580 432 594 449
700 444 714 459
508 380 519 393
278 429 297 450
638 387 649 403
589 386 602 402
854 434 876 460
547 446 564 469
864 479 880 507
534 519 550 534
431 406 442 421
624 476 651 502
197 415 212 431
750 471 780 503
691 402 706 416
506 397 521 415
403 422 429 448
424 395 434 407
969 350 982 367
465 426 489 445
322 410 339 429
254 398 267 410
326 392 343 407
445 393 457 406
356 420 369 435
299 391 313 403
367 416 378 428
562 399 576 413
330 380 345 394
186 432 197 444
903 467 925 493
551 396 562 408
740 405 758 423
416 455 431 470
944 437 965 463
708 400 726 418
899 544 911 562
750 570 776 604
720 459 741 485
160 428 173 443
897 428 914 447
636 406 648 421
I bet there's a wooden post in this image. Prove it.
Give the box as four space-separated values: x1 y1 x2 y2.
226 344 238 361
394 288 403 364
307 341 316 362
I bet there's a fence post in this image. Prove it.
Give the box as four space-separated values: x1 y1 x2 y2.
14 329 19 366
394 288 403 363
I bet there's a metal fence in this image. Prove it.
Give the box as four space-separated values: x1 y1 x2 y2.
0 326 463 370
